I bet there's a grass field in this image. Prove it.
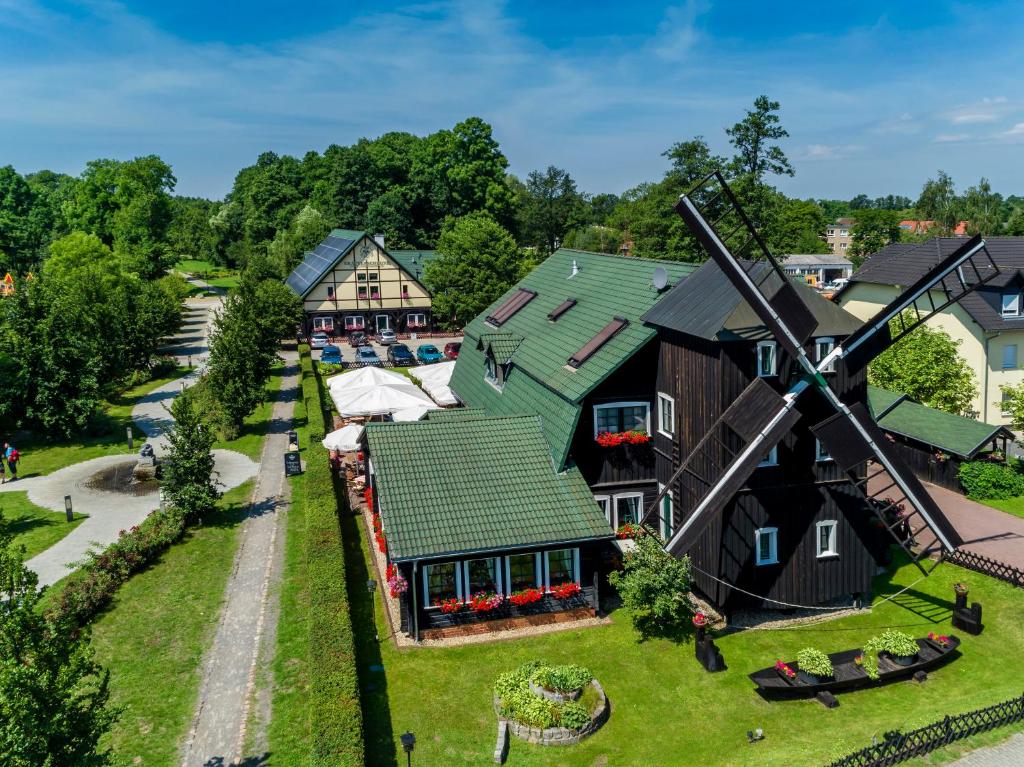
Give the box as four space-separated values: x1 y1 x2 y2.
175 259 240 291
0 491 86 559
90 479 253 766
980 495 1024 520
349 523 1024 767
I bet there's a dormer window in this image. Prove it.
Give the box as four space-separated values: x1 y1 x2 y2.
1002 291 1021 318
484 350 505 390
756 341 777 377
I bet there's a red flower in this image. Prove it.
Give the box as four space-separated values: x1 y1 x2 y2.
550 582 581 600
436 598 461 614
692 611 707 628
775 660 796 679
595 430 650 447
509 588 544 606
616 523 641 540
469 591 504 612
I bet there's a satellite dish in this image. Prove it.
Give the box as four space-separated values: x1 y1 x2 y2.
652 266 669 291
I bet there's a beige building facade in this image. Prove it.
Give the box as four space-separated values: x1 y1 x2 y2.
825 218 855 255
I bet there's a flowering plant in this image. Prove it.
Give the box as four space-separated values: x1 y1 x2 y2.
927 632 950 647
595 430 650 448
854 655 864 666
551 581 581 600
372 513 387 552
437 598 462 614
616 523 642 540
692 611 708 628
775 660 796 680
363 486 374 508
469 591 504 612
508 588 544 606
386 564 408 597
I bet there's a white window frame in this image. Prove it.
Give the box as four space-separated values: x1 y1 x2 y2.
815 439 832 463
758 445 778 467
755 527 778 566
658 483 673 540
657 392 675 437
1002 391 1013 416
593 495 611 525
612 492 644 529
407 312 426 327
312 316 334 332
503 552 542 596
1003 292 1021 318
756 341 777 378
1003 344 1018 370
462 557 503 597
840 242 848 249
543 548 580 590
343 315 364 330
816 520 839 558
592 401 651 438
422 561 463 607
815 337 835 373
374 314 391 331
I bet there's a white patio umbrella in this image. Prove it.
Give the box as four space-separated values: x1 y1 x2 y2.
331 383 436 417
409 360 456 386
321 423 364 452
326 365 407 392
391 405 436 422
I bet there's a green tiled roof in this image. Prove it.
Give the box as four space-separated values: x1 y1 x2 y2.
481 332 524 363
365 415 613 561
423 408 489 421
451 249 696 467
389 249 437 283
868 386 1011 459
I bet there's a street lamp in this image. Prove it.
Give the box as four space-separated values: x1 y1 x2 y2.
367 579 378 641
64 495 73 523
400 731 416 767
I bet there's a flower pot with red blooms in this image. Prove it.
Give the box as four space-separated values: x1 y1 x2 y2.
692 612 708 643
437 598 462 614
551 582 581 601
774 660 797 683
595 430 651 448
926 632 952 651
469 591 504 613
616 523 641 540
509 588 544 608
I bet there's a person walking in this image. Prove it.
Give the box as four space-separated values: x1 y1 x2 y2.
4 443 18 482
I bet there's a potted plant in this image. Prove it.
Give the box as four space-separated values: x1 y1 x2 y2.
877 629 919 666
437 598 462 614
795 647 834 683
508 587 544 607
616 523 642 540
774 660 797 682
692 611 708 642
469 591 504 613
927 632 951 649
551 582 581 600
953 582 969 597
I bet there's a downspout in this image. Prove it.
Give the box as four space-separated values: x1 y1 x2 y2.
412 560 420 643
984 331 999 423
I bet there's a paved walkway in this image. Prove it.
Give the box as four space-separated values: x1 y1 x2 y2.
180 350 297 767
950 733 1024 765
3 297 258 588
868 471 1024 569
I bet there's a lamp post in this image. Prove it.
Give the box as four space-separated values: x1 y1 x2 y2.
367 579 378 641
126 425 134 451
400 731 415 767
64 495 73 523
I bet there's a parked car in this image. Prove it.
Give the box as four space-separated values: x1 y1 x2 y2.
377 328 397 345
356 346 381 366
320 345 343 366
387 344 415 365
416 343 443 363
310 331 330 349
444 341 462 360
348 330 367 348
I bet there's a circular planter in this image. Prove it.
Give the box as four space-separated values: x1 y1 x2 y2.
494 679 609 747
885 652 918 666
529 679 583 703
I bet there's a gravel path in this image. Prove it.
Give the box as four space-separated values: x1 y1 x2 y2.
180 351 297 767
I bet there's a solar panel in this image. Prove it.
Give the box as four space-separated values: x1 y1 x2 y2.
486 288 537 326
567 317 629 369
547 298 577 322
285 233 360 297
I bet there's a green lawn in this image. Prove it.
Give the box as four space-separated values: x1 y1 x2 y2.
175 260 240 291
351 527 1024 766
213 363 286 461
0 491 86 559
980 495 1024 520
90 479 253 766
16 367 189 478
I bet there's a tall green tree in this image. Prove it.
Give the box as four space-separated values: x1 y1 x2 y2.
915 170 960 232
849 209 901 267
608 533 694 641
868 315 977 415
725 95 794 230
162 394 219 523
516 166 586 255
424 212 526 328
764 198 829 254
962 177 1004 235
0 521 118 766
0 166 51 273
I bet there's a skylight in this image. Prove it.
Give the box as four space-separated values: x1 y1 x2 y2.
486 288 537 327
568 317 629 369
547 298 577 322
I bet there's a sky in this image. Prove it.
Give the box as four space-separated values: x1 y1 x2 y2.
3 0 1024 201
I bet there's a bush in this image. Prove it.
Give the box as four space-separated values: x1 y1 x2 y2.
958 460 1024 500
317 362 344 376
796 648 833 677
607 533 693 640
861 629 919 680
531 664 592 693
302 346 365 766
494 661 597 732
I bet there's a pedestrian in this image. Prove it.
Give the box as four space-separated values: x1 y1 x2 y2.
4 443 18 482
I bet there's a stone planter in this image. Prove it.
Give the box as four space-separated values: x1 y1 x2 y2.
494 679 608 747
529 679 583 703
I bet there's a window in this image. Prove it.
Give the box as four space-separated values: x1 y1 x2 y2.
370 284 380 299
545 548 578 589
368 272 379 281
815 439 832 462
840 242 848 249
326 286 335 299
756 341 777 377
357 285 368 299
815 337 835 373
658 484 673 540
593 402 650 437
402 284 410 297
568 316 629 368
593 495 611 524
614 493 643 528
816 520 838 558
755 527 778 566
1002 391 1013 416
344 315 364 330
357 273 367 281
657 393 675 437
423 562 460 606
407 312 426 328
464 557 501 595
312 316 334 332
759 446 778 467
484 352 503 390
1002 292 1021 317
840 229 848 236
1004 344 1018 370
506 553 540 593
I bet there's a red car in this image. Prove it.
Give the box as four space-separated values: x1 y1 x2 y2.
444 342 461 360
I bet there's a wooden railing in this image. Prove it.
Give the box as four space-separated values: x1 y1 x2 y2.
829 692 1024 766
948 548 1024 590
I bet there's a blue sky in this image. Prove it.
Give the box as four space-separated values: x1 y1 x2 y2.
3 0 1024 201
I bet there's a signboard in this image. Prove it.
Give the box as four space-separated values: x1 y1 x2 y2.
0 273 13 297
284 451 303 477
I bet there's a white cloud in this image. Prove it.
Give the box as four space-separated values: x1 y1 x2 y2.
934 133 970 143
1001 123 1024 137
652 0 709 61
946 96 1012 124
801 143 862 160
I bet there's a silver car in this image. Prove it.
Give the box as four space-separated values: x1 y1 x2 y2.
377 329 397 345
310 331 330 349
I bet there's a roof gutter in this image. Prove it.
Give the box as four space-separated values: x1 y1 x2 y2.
388 532 616 565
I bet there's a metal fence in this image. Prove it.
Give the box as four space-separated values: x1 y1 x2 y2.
829 693 1024 767
948 548 1024 590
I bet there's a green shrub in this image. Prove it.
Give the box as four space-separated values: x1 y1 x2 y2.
559 701 592 730
860 629 919 680
303 346 365 766
795 648 833 677
959 460 1024 500
317 362 344 375
494 661 597 732
531 664 592 693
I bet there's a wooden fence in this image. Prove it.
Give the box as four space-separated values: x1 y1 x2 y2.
829 693 1024 766
948 548 1024 590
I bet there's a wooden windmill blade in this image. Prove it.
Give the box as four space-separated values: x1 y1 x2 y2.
839 234 998 374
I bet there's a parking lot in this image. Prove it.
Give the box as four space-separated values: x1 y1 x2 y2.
311 333 465 366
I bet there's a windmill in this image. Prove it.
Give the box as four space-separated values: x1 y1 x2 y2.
644 171 999 576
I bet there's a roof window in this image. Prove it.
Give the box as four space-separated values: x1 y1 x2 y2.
568 317 629 369
486 288 537 327
547 299 577 322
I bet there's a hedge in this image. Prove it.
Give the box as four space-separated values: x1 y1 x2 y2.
958 460 1024 500
301 346 365 766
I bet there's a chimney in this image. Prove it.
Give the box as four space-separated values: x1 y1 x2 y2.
569 259 580 278
373 234 385 249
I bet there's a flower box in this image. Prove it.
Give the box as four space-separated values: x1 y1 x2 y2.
595 430 650 448
616 523 642 540
469 591 504 613
437 598 462 614
550 582 581 600
509 588 544 607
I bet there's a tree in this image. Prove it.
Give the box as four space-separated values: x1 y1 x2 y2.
607 534 693 640
562 224 622 254
1006 205 1024 236
0 166 51 273
167 196 218 262
764 198 829 254
0 520 118 765
962 177 1004 235
726 95 794 183
517 166 586 255
916 170 959 232
849 209 901 268
162 394 219 523
267 204 332 277
868 314 977 415
424 212 526 328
